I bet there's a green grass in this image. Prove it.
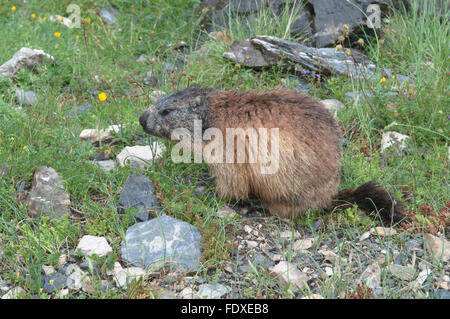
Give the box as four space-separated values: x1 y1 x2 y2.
0 0 448 299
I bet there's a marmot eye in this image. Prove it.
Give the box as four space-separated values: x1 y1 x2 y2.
159 108 174 116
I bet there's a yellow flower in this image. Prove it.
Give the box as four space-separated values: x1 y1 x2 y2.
357 38 364 46
9 137 15 142
336 44 343 52
31 13 36 19
338 35 345 43
438 110 443 114
98 92 107 102
380 77 387 83
54 32 61 37
85 18 91 23
344 49 352 57
11 6 16 12
23 146 29 151
75 35 80 40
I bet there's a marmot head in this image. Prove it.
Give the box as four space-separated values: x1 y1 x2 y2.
139 86 215 140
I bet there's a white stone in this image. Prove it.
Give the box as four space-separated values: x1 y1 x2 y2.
116 143 164 168
79 124 121 144
76 235 112 257
269 261 309 290
381 131 410 152
56 288 69 299
246 240 258 248
41 265 56 276
197 283 231 299
67 270 87 290
293 237 315 252
107 262 147 289
65 264 82 276
58 254 68 266
359 231 371 241
370 227 397 237
179 287 194 299
410 268 431 289
321 99 345 118
216 205 237 219
319 250 337 263
1 287 25 299
0 47 54 78
424 233 450 262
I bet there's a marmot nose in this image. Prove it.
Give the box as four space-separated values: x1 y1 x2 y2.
139 111 148 129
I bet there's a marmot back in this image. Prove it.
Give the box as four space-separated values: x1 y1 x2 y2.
140 87 405 223
206 90 342 219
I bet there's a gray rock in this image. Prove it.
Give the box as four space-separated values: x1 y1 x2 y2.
100 7 120 25
388 264 416 281
118 175 161 220
26 166 71 218
0 279 10 297
43 273 67 293
206 0 403 47
249 35 377 79
0 47 54 79
432 289 450 299
293 81 311 94
211 1 313 42
223 39 271 67
100 280 113 291
405 239 422 252
121 214 202 272
238 265 251 273
16 88 37 106
309 0 380 47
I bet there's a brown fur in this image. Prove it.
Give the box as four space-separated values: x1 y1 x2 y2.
206 90 342 219
140 87 405 224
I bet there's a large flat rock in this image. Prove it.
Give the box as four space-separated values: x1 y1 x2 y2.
121 214 202 272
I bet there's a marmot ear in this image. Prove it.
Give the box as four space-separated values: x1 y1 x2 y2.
190 96 202 108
